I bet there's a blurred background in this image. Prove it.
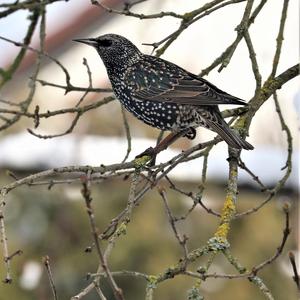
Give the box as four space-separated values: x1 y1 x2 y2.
0 0 298 299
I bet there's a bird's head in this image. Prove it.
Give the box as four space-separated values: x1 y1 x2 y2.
73 34 141 69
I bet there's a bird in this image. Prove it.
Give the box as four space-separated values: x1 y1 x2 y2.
74 34 253 151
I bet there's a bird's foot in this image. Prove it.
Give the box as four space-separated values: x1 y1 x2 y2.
183 128 196 140
135 147 155 158
135 147 157 166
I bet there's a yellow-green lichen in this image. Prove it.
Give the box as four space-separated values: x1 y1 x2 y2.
214 223 230 239
133 155 151 168
115 222 127 237
182 12 195 21
220 195 236 223
147 275 158 287
214 193 236 239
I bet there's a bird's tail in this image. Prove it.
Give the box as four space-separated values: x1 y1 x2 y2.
207 118 254 150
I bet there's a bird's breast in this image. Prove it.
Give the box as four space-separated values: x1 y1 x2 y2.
111 83 180 130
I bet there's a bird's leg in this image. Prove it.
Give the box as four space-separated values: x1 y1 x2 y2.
153 130 186 154
136 130 188 165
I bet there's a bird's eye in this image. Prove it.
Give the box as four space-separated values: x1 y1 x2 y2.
99 39 112 47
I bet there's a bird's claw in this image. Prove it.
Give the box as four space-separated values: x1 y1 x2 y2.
135 147 157 166
135 147 156 158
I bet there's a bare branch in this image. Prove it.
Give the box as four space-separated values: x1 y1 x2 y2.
80 173 124 300
289 252 300 292
43 256 59 300
0 205 12 283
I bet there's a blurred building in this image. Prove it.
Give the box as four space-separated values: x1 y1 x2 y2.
0 0 298 185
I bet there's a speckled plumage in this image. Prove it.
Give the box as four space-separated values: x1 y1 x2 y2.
74 34 253 150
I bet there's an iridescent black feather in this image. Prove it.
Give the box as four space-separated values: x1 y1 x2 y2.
74 34 253 150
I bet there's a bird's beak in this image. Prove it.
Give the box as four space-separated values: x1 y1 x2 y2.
73 38 97 47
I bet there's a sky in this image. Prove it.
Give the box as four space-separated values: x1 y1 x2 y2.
0 0 86 67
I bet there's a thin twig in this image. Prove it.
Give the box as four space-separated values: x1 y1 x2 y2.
159 187 189 264
252 203 290 274
120 105 132 163
289 252 300 291
0 205 12 283
43 256 58 300
238 158 269 191
269 0 290 78
92 0 184 19
80 173 124 300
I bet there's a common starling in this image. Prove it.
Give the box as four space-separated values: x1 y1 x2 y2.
74 34 253 150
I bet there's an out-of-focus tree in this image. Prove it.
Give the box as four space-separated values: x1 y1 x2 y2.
0 1 299 300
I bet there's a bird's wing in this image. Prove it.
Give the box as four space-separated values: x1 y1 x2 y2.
125 56 247 106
